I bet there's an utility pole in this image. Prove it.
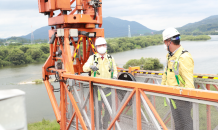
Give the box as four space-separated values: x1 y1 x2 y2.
128 25 131 38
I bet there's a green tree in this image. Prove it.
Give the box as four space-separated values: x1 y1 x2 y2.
24 54 33 63
20 46 30 53
40 45 50 54
0 60 11 67
123 57 163 70
7 49 26 65
26 48 43 61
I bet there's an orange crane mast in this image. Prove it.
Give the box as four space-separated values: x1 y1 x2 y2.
39 0 103 129
39 0 103 78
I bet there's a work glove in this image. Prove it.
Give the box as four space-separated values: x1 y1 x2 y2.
90 65 99 72
112 76 117 79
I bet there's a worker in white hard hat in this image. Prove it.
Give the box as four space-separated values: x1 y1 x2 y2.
161 27 194 130
83 37 117 130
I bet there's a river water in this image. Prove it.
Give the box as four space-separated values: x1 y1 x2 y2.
0 35 217 123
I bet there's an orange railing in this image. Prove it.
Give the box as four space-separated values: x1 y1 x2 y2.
43 70 218 130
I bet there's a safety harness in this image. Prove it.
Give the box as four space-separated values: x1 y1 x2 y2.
92 54 114 101
164 50 188 109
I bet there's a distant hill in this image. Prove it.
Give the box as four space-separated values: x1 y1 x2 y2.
102 17 154 37
0 37 30 44
21 26 50 40
178 15 218 33
154 15 218 35
19 17 154 40
2 15 217 41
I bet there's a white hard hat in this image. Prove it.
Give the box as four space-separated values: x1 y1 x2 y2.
162 27 180 41
95 37 107 46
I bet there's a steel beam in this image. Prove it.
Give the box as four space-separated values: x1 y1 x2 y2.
141 94 161 130
193 103 199 130
98 87 121 130
62 73 218 103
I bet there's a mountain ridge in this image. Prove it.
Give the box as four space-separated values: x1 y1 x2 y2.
19 17 154 40
1 15 218 41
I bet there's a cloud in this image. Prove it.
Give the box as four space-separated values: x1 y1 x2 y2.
102 0 218 30
0 0 217 38
0 9 47 38
0 0 38 10
119 14 209 31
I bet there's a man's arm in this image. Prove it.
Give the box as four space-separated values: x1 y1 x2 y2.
179 53 195 89
161 67 167 85
112 57 118 78
83 55 94 72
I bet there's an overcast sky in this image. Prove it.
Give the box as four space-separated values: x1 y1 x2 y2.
0 0 217 38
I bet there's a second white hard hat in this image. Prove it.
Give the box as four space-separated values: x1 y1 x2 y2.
95 37 107 46
162 27 180 41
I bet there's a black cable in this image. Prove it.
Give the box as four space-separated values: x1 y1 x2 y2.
46 66 55 73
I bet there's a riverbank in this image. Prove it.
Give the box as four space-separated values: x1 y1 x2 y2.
28 119 59 130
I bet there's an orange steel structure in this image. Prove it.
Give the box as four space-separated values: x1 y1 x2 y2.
38 0 218 130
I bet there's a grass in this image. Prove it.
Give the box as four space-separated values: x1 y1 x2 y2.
32 79 43 84
28 119 60 130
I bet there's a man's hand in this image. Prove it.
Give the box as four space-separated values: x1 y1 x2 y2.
112 76 117 79
90 65 99 72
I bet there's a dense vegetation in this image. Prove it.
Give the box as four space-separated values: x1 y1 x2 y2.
107 35 211 53
0 43 49 67
107 35 162 53
0 37 48 45
180 35 211 41
0 35 211 67
123 57 163 70
182 31 218 35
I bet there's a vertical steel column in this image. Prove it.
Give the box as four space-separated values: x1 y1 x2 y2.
64 29 75 74
94 87 100 130
76 115 79 130
111 88 116 129
132 94 137 129
193 103 199 130
136 89 142 130
83 38 87 61
152 80 156 108
60 82 67 130
80 83 84 108
89 81 95 130
115 89 119 111
206 84 211 130
80 82 84 125
152 96 156 109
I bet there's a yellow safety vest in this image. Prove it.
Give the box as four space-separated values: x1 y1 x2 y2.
164 50 188 109
92 54 113 101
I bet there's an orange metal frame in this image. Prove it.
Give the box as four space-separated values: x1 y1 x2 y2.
45 70 218 130
39 0 104 129
39 0 218 130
